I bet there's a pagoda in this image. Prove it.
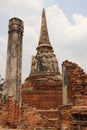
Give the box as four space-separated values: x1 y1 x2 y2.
21 9 62 129
30 9 60 75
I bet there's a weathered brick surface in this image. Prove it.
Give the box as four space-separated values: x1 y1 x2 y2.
18 104 55 130
1 8 87 130
58 105 72 130
7 97 19 127
21 74 62 129
5 17 24 101
62 60 87 105
22 74 62 109
58 60 87 130
0 9 62 130
0 99 2 126
0 97 19 129
58 105 87 130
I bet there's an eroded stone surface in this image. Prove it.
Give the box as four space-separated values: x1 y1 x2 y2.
0 9 87 130
5 17 24 102
58 60 87 130
62 60 87 105
30 9 60 75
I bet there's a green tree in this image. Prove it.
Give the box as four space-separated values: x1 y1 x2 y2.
0 74 4 98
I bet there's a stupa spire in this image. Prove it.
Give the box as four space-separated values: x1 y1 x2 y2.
36 9 53 53
30 9 60 75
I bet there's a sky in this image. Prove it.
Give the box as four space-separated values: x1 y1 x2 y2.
0 0 87 82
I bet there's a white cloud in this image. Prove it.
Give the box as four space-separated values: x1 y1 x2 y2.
0 0 43 81
46 5 87 73
0 3 87 82
0 36 7 79
0 0 42 13
73 14 87 25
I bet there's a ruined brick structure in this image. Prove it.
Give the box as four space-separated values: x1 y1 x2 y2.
0 9 87 130
58 61 87 130
0 18 24 129
21 9 62 129
5 17 24 102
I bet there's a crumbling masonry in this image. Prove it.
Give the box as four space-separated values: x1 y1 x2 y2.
0 9 87 130
5 18 24 102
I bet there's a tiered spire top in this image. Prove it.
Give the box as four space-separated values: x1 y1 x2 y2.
30 9 60 75
36 9 53 51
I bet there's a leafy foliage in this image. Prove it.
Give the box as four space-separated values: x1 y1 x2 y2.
0 74 4 98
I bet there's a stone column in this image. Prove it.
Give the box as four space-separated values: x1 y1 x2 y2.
62 66 68 105
5 17 24 103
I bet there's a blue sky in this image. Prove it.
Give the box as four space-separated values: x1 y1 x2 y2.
44 0 87 23
45 0 87 14
0 0 87 81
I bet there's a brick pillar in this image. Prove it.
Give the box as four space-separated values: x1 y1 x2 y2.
5 17 24 103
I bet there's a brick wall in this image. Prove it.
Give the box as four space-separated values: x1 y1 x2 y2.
22 74 62 109
21 74 62 129
62 60 87 105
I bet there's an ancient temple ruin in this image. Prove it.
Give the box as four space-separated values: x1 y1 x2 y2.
5 18 24 102
30 9 60 75
0 9 87 130
21 9 62 129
